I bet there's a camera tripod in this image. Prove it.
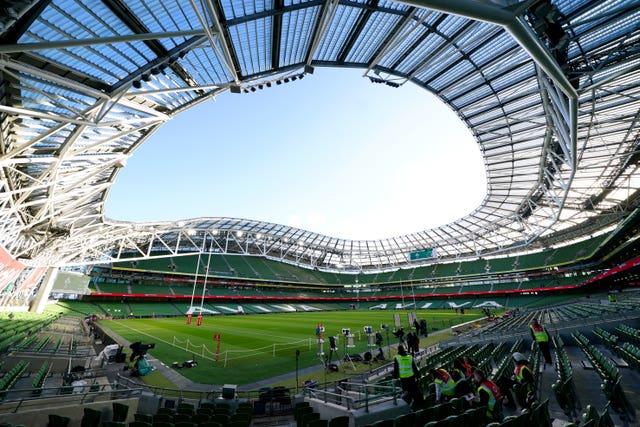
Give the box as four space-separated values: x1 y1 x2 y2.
341 334 356 371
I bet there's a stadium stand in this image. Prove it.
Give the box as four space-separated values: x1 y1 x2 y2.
109 232 609 288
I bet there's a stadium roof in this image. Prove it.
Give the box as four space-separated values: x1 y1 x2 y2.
0 0 639 271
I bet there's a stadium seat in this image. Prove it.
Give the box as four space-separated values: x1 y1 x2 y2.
128 422 151 427
113 403 130 422
393 412 415 427
81 407 103 427
48 414 71 427
449 397 464 414
178 403 195 412
235 407 252 418
237 402 253 410
152 414 173 424
192 413 210 424
300 412 320 427
214 407 231 416
295 406 313 425
371 419 393 427
328 416 349 427
231 413 251 426
173 413 192 423
199 403 216 411
134 414 153 424
211 414 230 425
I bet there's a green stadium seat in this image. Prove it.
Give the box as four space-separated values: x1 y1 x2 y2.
199 402 216 411
113 402 129 422
210 415 230 425
449 397 464 414
328 416 349 427
295 406 313 425
300 412 320 427
81 407 103 427
231 413 250 426
192 413 211 424
134 414 153 424
173 413 192 423
393 412 415 427
152 414 173 423
48 414 71 427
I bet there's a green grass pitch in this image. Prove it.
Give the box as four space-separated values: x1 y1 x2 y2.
102 310 481 386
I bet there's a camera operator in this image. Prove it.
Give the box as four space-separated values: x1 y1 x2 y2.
393 327 405 344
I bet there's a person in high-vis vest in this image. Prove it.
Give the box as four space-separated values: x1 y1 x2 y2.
472 369 503 422
513 352 536 408
498 352 536 409
451 358 474 397
530 319 552 365
393 345 423 406
429 368 456 402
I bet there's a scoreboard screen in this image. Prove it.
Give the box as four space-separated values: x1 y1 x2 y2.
408 248 436 261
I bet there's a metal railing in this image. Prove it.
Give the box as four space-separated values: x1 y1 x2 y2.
0 383 142 415
302 380 401 412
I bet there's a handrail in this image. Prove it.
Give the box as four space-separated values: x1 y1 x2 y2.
0 385 142 415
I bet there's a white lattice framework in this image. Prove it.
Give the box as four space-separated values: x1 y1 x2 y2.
0 0 638 271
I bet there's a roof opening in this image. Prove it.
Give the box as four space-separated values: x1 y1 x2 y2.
105 68 486 240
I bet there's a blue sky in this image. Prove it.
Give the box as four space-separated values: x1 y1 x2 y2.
105 68 486 240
